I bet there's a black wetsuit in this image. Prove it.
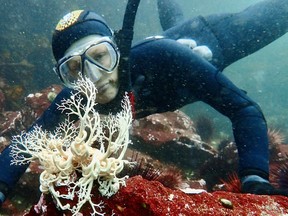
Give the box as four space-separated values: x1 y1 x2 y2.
1 0 288 192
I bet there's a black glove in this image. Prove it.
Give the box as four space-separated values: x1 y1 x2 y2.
0 181 9 206
242 181 288 196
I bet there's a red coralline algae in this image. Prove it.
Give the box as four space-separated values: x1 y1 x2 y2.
25 176 288 216
25 85 62 117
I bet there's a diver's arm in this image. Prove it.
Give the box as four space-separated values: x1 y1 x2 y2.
132 38 269 179
28 87 76 131
0 87 74 203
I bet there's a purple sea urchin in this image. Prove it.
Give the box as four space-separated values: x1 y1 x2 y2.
126 151 185 189
154 167 185 190
271 162 288 190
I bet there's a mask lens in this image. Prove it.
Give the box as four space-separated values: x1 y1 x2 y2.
86 42 118 72
59 56 82 86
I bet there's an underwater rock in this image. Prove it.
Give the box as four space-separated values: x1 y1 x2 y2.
25 84 62 117
0 84 61 137
199 141 239 190
0 60 34 70
131 110 217 169
0 111 24 137
24 175 288 215
0 60 35 97
0 89 5 111
0 136 9 152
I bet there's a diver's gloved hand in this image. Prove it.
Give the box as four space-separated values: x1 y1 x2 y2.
241 175 288 196
0 193 4 207
0 181 9 207
176 38 213 61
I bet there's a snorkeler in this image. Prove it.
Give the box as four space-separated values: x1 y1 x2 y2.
0 0 288 206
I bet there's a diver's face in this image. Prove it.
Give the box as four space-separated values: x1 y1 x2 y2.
56 35 120 104
93 64 119 104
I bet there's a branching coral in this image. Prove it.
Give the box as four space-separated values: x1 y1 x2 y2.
10 76 133 215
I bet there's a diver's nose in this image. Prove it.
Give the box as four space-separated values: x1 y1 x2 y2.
83 60 103 83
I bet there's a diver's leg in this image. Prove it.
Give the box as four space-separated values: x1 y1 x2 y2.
204 0 288 68
157 0 185 30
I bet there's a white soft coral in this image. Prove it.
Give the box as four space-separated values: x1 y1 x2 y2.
10 76 133 215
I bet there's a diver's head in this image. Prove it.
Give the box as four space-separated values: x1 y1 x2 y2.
52 10 120 104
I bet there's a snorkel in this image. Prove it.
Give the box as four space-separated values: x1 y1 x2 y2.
108 0 141 117
88 0 141 116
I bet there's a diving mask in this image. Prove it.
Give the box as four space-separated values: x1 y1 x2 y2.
54 36 119 88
